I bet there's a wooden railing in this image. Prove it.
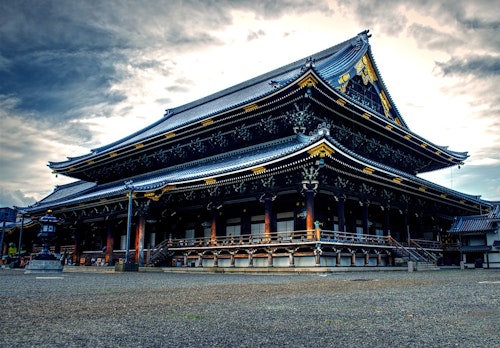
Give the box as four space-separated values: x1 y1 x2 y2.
165 229 391 248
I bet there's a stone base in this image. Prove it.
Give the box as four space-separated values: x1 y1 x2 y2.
25 259 63 274
115 263 139 272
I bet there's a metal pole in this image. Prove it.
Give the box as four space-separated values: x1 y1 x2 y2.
0 219 5 258
125 185 133 263
17 212 25 257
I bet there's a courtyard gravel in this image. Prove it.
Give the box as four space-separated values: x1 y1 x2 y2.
0 268 499 347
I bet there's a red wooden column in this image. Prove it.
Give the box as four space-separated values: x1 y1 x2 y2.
305 188 315 234
105 218 114 265
73 223 82 265
260 193 275 241
135 215 146 265
211 207 217 244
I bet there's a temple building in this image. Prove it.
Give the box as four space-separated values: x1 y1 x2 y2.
448 204 500 269
19 30 498 269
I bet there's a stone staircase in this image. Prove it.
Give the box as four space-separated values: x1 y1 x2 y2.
149 239 172 265
388 237 440 271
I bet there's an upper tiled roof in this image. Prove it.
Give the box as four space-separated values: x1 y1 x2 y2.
50 31 380 169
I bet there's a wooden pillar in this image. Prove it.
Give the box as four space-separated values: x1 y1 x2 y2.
198 253 204 267
73 223 82 265
383 205 391 236
404 209 410 243
351 251 356 266
305 189 315 237
377 252 382 266
135 215 146 265
267 250 273 267
210 205 217 244
337 196 345 232
288 250 295 267
336 251 341 266
247 250 254 267
362 201 369 235
364 251 370 266
230 252 235 268
314 247 321 267
213 252 218 267
387 252 393 266
105 219 114 265
263 196 272 241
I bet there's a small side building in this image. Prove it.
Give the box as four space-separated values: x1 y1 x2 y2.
448 204 500 268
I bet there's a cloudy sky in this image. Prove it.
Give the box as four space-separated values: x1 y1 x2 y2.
0 0 499 209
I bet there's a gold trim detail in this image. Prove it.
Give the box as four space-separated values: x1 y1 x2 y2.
419 186 427 191
87 160 94 165
393 177 403 183
162 185 176 193
201 119 214 126
379 90 392 119
421 143 428 148
336 98 346 106
441 194 447 198
363 167 374 174
362 112 371 119
297 73 318 88
338 72 350 85
355 54 378 85
385 124 393 130
205 178 216 185
252 167 266 174
135 143 144 149
243 104 259 112
165 132 175 139
109 152 118 158
435 150 442 155
69 167 75 171
404 134 411 140
307 144 334 157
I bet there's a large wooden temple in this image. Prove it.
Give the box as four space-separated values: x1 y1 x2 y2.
21 30 496 269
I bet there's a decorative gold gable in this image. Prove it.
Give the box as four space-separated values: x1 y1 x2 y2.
307 144 334 157
297 73 318 88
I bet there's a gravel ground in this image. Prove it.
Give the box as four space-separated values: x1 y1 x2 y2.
0 268 499 347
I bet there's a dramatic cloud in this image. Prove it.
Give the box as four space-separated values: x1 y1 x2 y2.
0 0 499 208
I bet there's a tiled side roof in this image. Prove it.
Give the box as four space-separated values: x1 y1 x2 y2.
448 204 500 233
35 181 96 205
29 135 312 211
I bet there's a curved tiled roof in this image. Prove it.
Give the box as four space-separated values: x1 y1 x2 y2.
31 128 487 214
31 135 314 210
49 32 371 169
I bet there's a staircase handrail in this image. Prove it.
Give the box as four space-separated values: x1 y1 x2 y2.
387 236 424 262
150 239 171 263
409 239 439 263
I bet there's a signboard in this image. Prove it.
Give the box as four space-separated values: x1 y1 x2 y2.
0 207 17 223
